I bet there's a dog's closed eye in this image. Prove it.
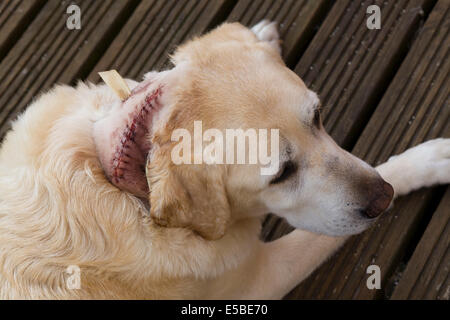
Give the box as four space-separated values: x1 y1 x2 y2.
270 160 297 184
313 103 322 129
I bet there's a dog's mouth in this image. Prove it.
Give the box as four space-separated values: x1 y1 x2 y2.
93 79 163 198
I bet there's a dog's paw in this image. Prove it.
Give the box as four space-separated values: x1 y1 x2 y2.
377 138 450 197
251 20 281 54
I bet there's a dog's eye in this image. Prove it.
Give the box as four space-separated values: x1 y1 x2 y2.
313 108 321 128
270 161 297 184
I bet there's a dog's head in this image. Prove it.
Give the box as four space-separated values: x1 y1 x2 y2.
94 23 393 240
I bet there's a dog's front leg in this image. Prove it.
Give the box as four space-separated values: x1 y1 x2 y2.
251 230 348 299
207 230 347 299
376 138 450 198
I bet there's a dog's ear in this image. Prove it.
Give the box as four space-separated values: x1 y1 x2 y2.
146 144 231 240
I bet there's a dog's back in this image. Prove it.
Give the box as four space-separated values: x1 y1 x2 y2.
0 84 144 298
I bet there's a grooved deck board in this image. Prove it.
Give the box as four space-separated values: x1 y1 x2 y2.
0 0 138 141
89 0 332 84
391 188 450 300
227 0 333 66
88 0 236 82
284 0 449 299
0 0 44 63
299 0 434 149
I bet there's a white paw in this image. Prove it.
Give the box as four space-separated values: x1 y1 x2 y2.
251 20 281 54
377 138 450 197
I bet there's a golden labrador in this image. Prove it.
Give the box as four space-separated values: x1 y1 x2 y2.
0 21 449 299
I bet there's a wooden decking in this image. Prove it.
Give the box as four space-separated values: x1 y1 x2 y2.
0 0 448 299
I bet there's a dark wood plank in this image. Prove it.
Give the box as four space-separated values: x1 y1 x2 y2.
88 0 236 82
299 0 436 149
285 0 449 299
0 0 139 141
391 189 450 300
227 0 333 66
0 0 44 63
89 0 332 81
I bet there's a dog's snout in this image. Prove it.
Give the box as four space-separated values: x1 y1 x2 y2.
361 180 394 218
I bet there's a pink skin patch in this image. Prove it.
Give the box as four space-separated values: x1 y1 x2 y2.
93 80 163 198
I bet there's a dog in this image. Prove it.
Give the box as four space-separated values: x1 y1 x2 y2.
0 20 449 299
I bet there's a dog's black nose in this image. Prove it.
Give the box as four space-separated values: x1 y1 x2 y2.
361 180 394 218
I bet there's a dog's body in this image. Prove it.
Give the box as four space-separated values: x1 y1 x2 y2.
0 21 449 299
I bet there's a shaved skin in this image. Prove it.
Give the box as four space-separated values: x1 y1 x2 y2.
93 79 163 198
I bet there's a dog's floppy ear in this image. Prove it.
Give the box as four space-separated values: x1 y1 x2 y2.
146 144 231 240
